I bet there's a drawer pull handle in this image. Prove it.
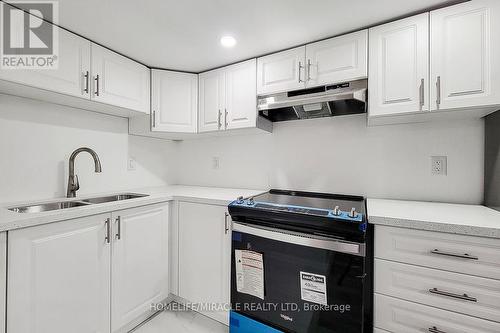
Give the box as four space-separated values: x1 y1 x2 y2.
429 288 477 302
430 249 478 260
428 326 447 333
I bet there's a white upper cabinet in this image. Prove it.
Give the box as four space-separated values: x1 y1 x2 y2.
152 70 198 133
199 59 258 133
225 59 257 130
257 46 306 95
198 68 225 133
369 14 429 117
7 214 111 333
111 204 169 333
257 32 368 95
306 30 368 87
91 44 150 113
0 27 91 99
430 0 500 111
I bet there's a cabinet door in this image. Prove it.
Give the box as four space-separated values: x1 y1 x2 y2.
7 214 111 333
0 233 5 333
111 203 169 333
257 46 306 95
225 59 257 130
306 30 367 87
152 70 198 133
431 0 500 111
199 69 225 132
0 27 91 99
178 202 230 325
91 44 150 113
369 13 429 117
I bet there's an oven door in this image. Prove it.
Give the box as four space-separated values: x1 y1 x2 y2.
231 222 367 333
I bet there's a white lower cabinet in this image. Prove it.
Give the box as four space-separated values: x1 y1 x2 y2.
375 225 500 280
375 294 500 333
178 201 231 325
7 214 111 333
375 259 500 322
111 204 170 333
7 203 169 333
374 225 500 332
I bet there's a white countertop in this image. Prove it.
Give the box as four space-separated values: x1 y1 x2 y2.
0 185 265 232
367 198 500 238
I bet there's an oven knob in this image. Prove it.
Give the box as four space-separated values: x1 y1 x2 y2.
236 196 244 204
332 206 341 216
349 207 358 218
247 198 255 206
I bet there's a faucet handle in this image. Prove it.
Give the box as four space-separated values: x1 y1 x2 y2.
73 174 80 191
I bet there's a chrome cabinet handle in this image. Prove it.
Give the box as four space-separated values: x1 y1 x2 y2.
152 110 156 128
105 218 111 244
419 78 424 109
298 61 304 83
83 71 89 94
428 326 447 333
217 109 222 129
430 249 478 260
429 287 477 302
94 74 100 96
224 212 230 234
224 108 228 129
307 59 312 81
436 76 441 107
115 216 121 240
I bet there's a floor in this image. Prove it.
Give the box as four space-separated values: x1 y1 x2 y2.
133 308 229 333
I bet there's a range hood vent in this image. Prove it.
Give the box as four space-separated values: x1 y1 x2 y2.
258 79 367 122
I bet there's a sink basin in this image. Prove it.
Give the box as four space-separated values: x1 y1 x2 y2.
81 193 148 204
8 201 91 213
8 193 149 213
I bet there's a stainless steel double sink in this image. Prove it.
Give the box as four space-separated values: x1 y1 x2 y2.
8 193 148 213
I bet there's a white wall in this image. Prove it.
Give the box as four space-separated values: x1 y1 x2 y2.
0 95 486 205
173 115 484 205
0 95 176 203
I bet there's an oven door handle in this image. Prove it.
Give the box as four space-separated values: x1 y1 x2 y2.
232 222 366 257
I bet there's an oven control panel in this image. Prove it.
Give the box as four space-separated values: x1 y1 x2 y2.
229 197 364 223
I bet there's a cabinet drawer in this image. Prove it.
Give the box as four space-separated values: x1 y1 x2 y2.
375 259 500 322
375 294 500 333
375 225 500 279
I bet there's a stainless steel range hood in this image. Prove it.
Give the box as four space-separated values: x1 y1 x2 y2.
258 79 367 122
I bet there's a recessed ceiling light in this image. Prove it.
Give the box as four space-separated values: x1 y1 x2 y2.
220 36 237 48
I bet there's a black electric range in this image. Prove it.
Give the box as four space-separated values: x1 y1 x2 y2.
228 189 373 333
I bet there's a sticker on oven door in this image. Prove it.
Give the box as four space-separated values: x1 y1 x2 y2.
300 272 327 305
235 250 264 300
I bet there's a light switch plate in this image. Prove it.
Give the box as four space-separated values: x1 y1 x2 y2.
212 156 220 169
128 157 136 171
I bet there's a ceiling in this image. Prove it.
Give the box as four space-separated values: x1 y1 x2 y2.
53 0 458 72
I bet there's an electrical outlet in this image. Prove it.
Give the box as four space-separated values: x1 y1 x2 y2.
212 156 220 169
431 156 447 175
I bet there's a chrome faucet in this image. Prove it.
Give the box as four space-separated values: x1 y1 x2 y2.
67 147 102 198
